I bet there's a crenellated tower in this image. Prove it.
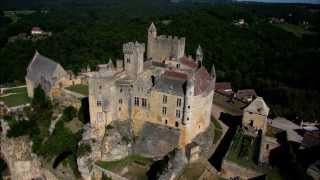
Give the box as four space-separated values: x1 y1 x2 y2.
123 41 145 78
147 22 157 59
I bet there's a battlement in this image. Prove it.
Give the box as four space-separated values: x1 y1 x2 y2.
123 41 145 54
156 35 185 42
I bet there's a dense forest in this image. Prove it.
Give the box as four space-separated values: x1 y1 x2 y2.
0 1 320 122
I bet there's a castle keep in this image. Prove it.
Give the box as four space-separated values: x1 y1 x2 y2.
89 23 216 146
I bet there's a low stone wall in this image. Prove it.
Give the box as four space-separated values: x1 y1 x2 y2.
55 88 85 109
93 164 128 180
220 160 263 180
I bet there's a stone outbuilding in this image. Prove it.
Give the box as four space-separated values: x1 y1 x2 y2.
25 51 68 98
242 97 270 135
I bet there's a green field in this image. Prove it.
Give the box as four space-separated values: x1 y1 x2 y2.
211 117 223 144
226 128 258 169
274 23 314 38
66 84 89 96
4 10 35 24
0 87 30 107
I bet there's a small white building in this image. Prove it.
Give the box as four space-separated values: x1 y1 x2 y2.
31 27 44 35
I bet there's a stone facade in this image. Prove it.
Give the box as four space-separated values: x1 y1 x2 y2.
26 51 87 99
242 97 269 135
88 23 216 149
147 22 185 62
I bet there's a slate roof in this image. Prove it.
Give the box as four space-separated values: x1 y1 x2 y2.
26 51 67 86
153 71 187 96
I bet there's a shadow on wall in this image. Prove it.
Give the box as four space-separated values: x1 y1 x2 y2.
269 131 313 180
80 97 90 124
208 113 242 171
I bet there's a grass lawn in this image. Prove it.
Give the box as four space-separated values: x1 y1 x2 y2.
211 117 223 144
66 84 88 96
96 155 153 172
5 87 27 94
0 87 30 107
274 23 314 38
4 10 35 23
178 162 206 180
226 129 258 169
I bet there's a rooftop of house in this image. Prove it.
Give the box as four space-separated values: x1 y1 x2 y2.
215 82 232 91
244 97 270 116
236 89 257 99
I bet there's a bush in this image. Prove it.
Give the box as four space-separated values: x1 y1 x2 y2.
62 106 77 122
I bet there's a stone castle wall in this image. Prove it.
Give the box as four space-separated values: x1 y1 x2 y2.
148 35 185 61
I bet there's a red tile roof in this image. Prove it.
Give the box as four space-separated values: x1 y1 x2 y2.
179 56 198 69
215 82 232 91
163 70 188 80
194 67 214 96
236 89 257 99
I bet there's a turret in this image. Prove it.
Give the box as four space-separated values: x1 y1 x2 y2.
147 22 157 59
196 45 203 67
123 41 145 78
148 22 157 39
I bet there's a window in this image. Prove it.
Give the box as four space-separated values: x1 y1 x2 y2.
266 144 269 150
119 107 121 111
165 120 168 124
127 58 130 63
162 107 167 115
134 97 139 106
163 95 167 104
177 98 181 107
142 98 147 108
188 105 190 109
97 100 102 106
120 88 123 93
99 85 102 90
176 64 180 69
119 99 123 104
175 121 179 127
176 110 181 118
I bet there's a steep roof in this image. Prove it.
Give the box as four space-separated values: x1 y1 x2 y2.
194 66 214 96
26 51 66 85
244 97 270 116
179 56 198 69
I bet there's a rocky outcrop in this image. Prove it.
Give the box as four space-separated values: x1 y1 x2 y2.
101 120 133 161
0 136 58 180
158 149 188 180
133 122 180 159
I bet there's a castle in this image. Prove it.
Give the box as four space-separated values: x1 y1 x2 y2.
88 23 216 147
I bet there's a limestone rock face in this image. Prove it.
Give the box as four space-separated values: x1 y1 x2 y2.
158 149 188 180
100 120 133 161
101 129 129 161
0 136 58 180
133 122 180 159
77 124 94 180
